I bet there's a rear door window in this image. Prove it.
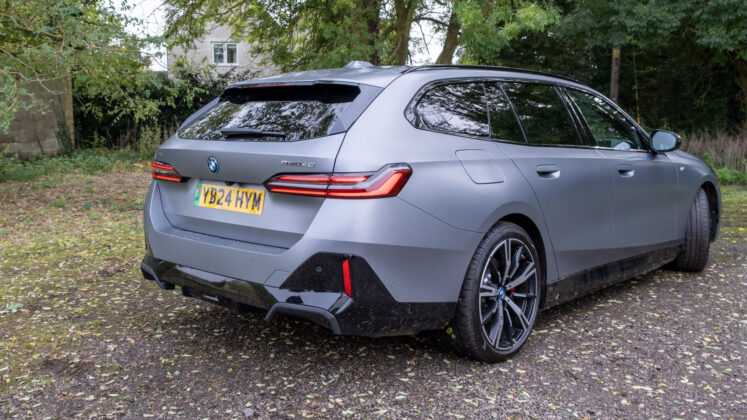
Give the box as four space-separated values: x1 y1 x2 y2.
502 82 581 146
178 84 360 142
485 83 525 143
410 82 489 138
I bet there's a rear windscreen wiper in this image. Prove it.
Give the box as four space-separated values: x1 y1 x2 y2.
220 128 286 139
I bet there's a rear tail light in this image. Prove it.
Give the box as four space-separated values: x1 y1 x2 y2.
265 163 412 199
151 162 185 182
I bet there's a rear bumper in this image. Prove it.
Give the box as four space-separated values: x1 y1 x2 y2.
145 181 483 303
142 180 483 335
141 252 454 337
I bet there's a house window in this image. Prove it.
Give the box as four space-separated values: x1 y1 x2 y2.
212 43 238 66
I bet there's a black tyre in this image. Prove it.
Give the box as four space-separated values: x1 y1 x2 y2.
446 222 541 362
670 188 711 271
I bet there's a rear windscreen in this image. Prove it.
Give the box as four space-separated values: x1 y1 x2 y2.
178 84 361 142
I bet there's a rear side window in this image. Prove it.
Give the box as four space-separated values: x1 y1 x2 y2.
410 82 489 138
502 83 580 146
178 84 360 141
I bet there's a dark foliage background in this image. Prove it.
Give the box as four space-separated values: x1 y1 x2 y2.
497 19 744 133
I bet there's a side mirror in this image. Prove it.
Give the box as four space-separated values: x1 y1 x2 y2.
650 130 681 153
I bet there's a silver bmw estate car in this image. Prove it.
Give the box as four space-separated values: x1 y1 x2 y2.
141 63 721 362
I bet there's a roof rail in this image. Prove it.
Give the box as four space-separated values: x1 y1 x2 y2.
402 64 581 84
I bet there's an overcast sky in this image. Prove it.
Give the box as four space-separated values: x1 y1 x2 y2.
114 0 168 70
115 0 441 73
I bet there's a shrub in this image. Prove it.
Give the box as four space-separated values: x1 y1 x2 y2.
715 168 747 185
73 63 259 151
137 123 165 161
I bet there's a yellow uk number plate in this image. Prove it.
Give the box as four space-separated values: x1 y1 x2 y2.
194 183 265 215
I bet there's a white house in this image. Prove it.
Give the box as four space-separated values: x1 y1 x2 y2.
167 23 277 78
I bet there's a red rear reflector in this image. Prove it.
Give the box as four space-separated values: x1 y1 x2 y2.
264 163 411 199
151 161 185 182
342 259 352 298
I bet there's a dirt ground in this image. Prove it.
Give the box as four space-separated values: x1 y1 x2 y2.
1 168 744 419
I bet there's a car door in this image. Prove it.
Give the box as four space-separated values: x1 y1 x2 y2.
564 88 679 259
487 82 615 279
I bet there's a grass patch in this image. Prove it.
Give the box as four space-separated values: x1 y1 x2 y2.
0 148 146 183
719 185 747 237
0 171 152 394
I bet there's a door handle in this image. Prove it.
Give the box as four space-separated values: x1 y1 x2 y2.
617 164 634 177
536 165 560 179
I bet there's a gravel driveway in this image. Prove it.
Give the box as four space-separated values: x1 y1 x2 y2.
1 172 744 418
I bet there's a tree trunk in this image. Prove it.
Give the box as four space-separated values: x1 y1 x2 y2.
392 0 417 66
610 46 621 104
352 0 382 65
734 58 747 132
436 10 461 64
65 74 74 146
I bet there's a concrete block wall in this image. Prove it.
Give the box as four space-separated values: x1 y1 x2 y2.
0 78 73 158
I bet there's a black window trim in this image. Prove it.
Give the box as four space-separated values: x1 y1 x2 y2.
404 76 653 151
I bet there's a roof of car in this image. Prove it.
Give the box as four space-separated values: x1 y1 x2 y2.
230 63 581 89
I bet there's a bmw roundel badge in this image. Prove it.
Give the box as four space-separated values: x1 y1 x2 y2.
207 156 219 174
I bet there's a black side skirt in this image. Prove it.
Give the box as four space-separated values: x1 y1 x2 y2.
542 245 681 309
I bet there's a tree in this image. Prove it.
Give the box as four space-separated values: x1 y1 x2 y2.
559 0 747 129
450 0 558 64
426 0 558 65
166 0 394 70
0 0 177 133
687 0 747 130
164 0 558 70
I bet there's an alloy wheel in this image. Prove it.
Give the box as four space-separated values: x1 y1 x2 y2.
478 238 538 353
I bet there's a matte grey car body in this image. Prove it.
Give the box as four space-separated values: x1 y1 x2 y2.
141 64 721 361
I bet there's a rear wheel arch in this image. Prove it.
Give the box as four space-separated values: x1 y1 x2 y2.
700 181 720 242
